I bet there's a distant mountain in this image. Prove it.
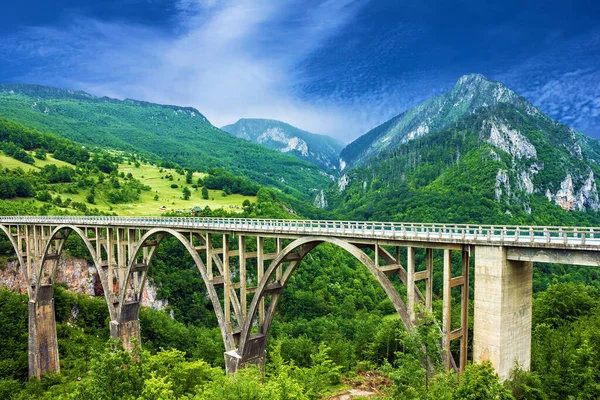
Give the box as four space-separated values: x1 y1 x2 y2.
0 84 332 200
221 118 344 170
329 74 600 223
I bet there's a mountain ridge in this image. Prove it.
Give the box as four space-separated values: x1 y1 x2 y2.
0 83 332 201
0 83 208 120
339 73 542 169
221 118 344 171
329 74 600 221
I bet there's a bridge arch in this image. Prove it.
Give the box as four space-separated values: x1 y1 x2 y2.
120 228 236 351
36 225 106 296
237 236 414 367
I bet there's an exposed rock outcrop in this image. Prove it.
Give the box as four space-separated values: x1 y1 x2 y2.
485 118 537 160
313 189 328 209
545 171 600 211
495 169 511 201
0 256 167 310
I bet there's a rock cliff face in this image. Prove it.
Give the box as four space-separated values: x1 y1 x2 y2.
545 172 600 211
313 189 328 209
0 256 167 310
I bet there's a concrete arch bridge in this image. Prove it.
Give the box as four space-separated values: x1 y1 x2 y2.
1 216 599 380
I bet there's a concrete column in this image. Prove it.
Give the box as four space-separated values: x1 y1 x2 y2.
442 249 452 369
406 247 415 322
473 246 532 380
111 302 141 353
29 284 60 378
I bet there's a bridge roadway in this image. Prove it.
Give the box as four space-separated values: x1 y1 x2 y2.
1 215 600 380
3 215 600 249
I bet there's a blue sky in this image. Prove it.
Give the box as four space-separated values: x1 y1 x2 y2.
0 0 599 142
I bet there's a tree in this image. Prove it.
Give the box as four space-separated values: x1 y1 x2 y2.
34 147 46 160
185 169 193 184
182 187 191 200
202 187 209 200
456 361 514 400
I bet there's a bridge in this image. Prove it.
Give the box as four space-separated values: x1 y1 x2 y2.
1 216 600 380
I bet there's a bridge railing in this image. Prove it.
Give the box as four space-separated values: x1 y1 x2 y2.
1 216 599 246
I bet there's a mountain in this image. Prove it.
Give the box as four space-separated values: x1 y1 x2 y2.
340 74 540 169
221 118 344 170
329 74 600 224
0 84 332 200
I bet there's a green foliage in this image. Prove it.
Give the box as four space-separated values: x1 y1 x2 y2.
294 343 342 399
0 289 28 381
390 310 444 398
34 147 47 160
0 87 331 200
185 169 193 184
195 367 263 400
74 341 144 400
504 365 547 400
203 168 260 196
455 361 514 400
0 177 33 199
532 282 599 327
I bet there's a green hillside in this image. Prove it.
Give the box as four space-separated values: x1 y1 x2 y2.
0 116 264 217
340 74 555 168
331 75 600 228
0 84 331 200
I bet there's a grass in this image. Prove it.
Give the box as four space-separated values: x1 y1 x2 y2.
107 162 256 216
0 151 73 171
0 153 256 216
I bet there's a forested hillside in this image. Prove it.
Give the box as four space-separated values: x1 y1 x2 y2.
329 75 600 228
0 84 332 201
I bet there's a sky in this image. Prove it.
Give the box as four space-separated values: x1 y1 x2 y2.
0 0 599 142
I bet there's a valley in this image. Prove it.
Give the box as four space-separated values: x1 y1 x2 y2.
0 74 599 399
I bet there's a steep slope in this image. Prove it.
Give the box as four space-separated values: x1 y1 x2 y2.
330 75 600 225
0 84 332 200
221 118 344 170
340 74 539 168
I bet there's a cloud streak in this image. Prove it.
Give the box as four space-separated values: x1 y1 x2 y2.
1 0 598 141
0 0 371 141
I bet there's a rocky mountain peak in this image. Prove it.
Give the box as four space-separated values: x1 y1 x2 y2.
221 118 344 171
452 73 517 104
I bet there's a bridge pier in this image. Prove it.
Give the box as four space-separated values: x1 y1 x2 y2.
28 284 60 378
111 302 141 353
473 246 532 380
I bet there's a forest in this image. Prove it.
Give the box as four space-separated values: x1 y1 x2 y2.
1 192 600 399
0 112 599 399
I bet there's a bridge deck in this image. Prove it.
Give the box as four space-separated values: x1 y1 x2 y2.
2 216 600 251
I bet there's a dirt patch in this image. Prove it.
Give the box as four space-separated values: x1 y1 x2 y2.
328 371 393 399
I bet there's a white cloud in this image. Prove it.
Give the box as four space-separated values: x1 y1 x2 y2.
0 0 371 142
496 31 600 137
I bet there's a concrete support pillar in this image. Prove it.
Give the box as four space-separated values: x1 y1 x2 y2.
442 249 452 369
111 302 141 353
28 284 60 378
406 247 415 322
229 334 268 374
473 246 532 381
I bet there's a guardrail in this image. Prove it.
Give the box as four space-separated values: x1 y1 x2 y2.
1 216 600 247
